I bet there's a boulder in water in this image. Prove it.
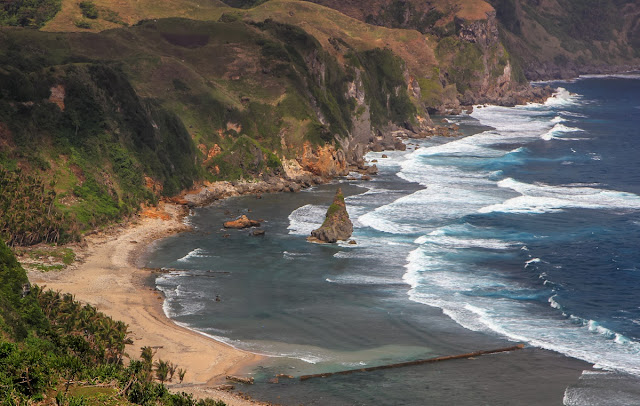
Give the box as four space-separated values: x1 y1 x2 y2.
223 215 260 229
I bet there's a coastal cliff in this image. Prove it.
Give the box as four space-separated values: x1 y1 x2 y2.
488 0 640 80
0 0 637 244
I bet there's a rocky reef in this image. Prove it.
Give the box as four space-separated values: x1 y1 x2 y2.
223 215 261 229
308 188 353 243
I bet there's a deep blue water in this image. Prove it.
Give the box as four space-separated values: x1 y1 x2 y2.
146 75 640 404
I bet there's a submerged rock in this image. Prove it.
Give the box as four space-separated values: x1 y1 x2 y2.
308 188 353 243
223 215 260 229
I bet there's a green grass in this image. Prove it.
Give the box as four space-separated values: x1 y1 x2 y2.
32 263 65 272
25 247 76 265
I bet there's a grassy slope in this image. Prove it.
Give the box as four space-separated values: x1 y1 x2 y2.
490 0 640 78
1 8 424 239
297 0 493 23
245 0 438 76
0 0 524 243
42 0 231 32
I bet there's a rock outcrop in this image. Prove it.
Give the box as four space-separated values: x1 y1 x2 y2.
309 188 353 243
223 215 261 229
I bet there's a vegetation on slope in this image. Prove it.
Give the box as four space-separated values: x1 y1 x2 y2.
0 240 226 405
489 0 640 78
0 0 61 28
41 0 230 32
1 8 427 242
0 36 201 239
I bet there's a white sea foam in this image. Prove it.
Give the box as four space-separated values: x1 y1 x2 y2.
578 73 640 80
563 370 640 406
415 234 515 250
541 123 585 141
287 204 325 235
156 278 207 318
288 197 366 236
404 245 640 376
560 110 588 118
177 247 210 263
478 178 640 214
549 295 562 310
525 258 541 268
324 274 404 286
544 87 581 107
359 179 502 234
283 251 311 260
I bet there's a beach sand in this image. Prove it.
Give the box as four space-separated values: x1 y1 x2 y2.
28 203 268 406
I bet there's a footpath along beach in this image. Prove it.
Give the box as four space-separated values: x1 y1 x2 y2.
28 202 268 406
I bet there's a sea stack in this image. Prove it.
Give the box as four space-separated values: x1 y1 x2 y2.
309 188 353 243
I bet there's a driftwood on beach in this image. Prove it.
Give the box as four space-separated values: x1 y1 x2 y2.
299 344 525 381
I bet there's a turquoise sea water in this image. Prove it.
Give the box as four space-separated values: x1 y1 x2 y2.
146 75 640 405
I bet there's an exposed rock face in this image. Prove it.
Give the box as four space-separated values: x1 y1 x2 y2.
299 142 349 179
223 215 261 229
309 188 353 243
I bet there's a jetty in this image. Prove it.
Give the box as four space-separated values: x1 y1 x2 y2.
299 344 525 381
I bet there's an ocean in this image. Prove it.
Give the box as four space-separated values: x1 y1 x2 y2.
145 75 640 405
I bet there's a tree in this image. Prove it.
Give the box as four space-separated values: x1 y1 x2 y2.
154 360 169 384
177 368 186 383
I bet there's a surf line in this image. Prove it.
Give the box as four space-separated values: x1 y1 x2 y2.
298 344 525 381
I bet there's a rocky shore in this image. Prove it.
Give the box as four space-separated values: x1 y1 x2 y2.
165 82 558 212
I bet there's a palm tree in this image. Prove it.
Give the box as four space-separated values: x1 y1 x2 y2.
177 368 186 383
154 359 169 384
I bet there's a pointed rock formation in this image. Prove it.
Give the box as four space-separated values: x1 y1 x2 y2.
308 188 353 243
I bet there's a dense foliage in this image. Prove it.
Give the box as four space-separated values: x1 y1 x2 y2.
490 0 640 75
0 39 199 236
0 241 226 405
357 48 416 128
0 168 71 246
0 0 61 27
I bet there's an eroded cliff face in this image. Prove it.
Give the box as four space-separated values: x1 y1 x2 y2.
301 0 537 112
490 0 640 80
298 143 349 179
434 10 529 109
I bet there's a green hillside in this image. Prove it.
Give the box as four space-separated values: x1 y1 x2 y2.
0 240 229 404
489 0 640 79
1 0 638 245
0 13 421 244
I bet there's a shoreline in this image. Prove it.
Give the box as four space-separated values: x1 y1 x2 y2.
28 202 270 406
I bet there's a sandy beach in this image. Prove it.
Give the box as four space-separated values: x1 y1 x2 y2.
28 202 268 406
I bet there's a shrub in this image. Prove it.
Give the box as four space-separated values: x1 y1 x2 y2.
0 0 62 28
73 19 91 29
78 1 98 19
